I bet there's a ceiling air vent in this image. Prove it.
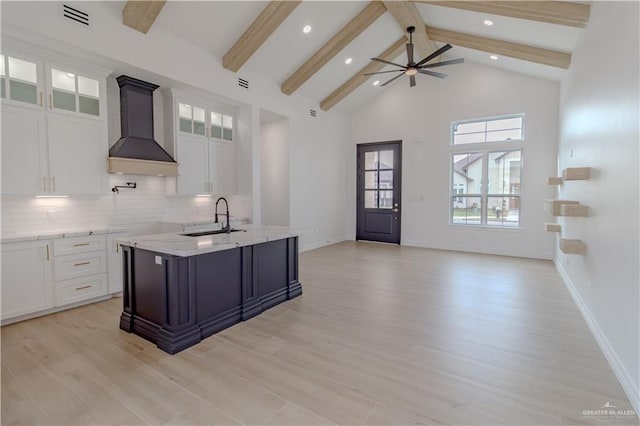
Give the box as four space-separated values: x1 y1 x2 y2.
310 109 317 118
62 4 90 26
238 78 249 89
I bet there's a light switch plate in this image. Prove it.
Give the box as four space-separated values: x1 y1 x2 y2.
155 256 162 265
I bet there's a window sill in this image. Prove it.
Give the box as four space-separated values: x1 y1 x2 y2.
448 223 523 231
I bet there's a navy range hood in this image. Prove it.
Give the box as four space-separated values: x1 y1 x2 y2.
107 75 178 176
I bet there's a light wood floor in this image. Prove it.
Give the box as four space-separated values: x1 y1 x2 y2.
2 241 637 425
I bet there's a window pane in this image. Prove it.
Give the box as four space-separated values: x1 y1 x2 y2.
379 170 393 189
52 89 76 111
452 153 482 195
486 129 522 142
379 191 393 209
364 171 377 189
379 150 393 169
222 115 233 129
364 190 377 208
488 150 521 195
51 68 75 91
486 116 522 132
79 95 99 115
9 57 37 83
364 152 377 170
455 121 485 134
454 132 486 145
193 106 205 122
78 75 99 97
211 125 222 139
179 117 192 133
0 55 5 76
487 196 520 227
178 103 192 119
9 80 37 104
223 128 233 141
211 112 221 126
452 196 482 225
453 115 523 144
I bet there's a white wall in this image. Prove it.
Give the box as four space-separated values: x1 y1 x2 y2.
349 62 560 259
260 118 290 227
556 1 639 411
1 1 350 251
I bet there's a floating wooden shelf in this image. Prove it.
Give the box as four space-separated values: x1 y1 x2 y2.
544 199 579 216
560 239 587 255
547 176 564 185
545 223 562 232
562 167 591 180
560 204 589 217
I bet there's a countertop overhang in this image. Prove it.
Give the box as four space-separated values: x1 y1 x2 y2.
116 225 299 257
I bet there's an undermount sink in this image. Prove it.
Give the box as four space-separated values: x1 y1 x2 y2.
182 229 246 237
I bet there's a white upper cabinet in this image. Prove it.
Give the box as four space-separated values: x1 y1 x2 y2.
0 47 109 195
168 91 237 196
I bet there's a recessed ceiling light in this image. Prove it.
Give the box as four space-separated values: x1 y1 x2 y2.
490 55 499 60
484 19 494 26
373 80 380 86
345 57 353 65
302 25 312 34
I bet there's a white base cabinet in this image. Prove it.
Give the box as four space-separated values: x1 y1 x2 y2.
1 240 53 320
107 232 128 294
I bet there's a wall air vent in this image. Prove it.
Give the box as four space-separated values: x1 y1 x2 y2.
62 4 90 26
310 109 317 118
238 78 249 89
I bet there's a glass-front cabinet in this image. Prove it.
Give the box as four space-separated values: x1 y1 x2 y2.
0 53 43 107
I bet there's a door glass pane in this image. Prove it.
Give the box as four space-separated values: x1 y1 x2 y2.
223 128 233 141
78 76 99 97
211 125 222 139
379 150 393 169
179 118 192 133
52 90 76 111
0 55 5 76
488 150 521 194
51 68 75 91
487 196 520 227
222 115 233 129
9 80 37 104
9 57 37 83
364 152 377 170
452 196 482 225
364 190 377 208
379 191 393 209
379 170 393 189
211 112 221 126
178 103 192 119
364 171 377 189
79 96 99 115
194 121 205 136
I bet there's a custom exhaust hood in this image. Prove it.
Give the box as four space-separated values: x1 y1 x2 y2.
107 75 178 176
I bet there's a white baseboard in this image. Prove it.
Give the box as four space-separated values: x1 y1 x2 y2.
555 259 640 415
300 237 347 253
402 239 553 260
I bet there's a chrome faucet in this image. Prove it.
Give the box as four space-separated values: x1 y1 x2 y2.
214 197 231 233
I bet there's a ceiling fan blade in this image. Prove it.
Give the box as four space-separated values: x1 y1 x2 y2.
409 75 416 87
371 57 406 68
420 58 464 69
418 69 447 79
381 72 405 87
363 69 406 76
415 43 453 67
406 42 414 64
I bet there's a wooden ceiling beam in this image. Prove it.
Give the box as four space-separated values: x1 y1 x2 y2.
281 1 387 96
223 1 301 73
382 1 437 59
415 1 590 28
122 1 167 34
320 37 406 112
425 26 571 68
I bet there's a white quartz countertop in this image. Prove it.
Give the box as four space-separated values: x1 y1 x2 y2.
1 226 128 243
116 225 299 257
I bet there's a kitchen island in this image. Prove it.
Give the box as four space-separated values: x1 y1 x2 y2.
117 226 301 354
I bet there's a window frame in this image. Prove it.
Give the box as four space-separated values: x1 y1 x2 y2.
451 113 525 146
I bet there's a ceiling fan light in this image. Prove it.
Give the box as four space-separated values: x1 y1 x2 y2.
405 68 418 76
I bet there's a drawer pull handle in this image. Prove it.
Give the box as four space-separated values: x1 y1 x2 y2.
46 244 50 261
75 285 92 291
73 243 90 247
74 261 91 266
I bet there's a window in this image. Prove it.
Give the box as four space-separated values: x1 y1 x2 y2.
450 114 524 227
51 68 100 116
452 114 523 145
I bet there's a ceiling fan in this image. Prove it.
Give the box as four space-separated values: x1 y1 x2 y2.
365 26 464 87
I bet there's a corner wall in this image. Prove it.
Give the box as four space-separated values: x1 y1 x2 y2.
556 1 639 411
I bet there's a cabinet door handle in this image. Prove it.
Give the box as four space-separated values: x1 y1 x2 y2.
43 176 48 192
73 242 90 247
49 93 52 109
52 176 56 192
75 285 92 291
46 244 50 261
74 261 91 267
39 91 43 107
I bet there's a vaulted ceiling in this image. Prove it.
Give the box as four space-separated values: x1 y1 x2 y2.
121 1 588 113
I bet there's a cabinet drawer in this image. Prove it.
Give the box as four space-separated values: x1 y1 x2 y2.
54 251 106 281
54 235 105 256
55 273 107 307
